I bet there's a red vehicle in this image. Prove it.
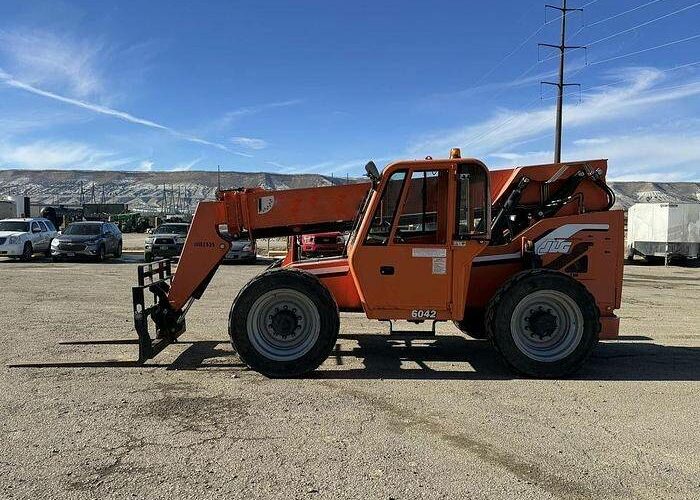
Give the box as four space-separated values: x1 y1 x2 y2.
301 232 344 257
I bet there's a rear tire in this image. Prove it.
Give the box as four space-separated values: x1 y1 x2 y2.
115 242 122 258
485 269 599 378
229 268 339 377
95 244 106 262
19 242 32 262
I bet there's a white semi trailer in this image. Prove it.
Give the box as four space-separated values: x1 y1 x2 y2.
0 196 29 219
627 202 700 265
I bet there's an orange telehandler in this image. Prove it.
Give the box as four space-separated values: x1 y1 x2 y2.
132 149 623 377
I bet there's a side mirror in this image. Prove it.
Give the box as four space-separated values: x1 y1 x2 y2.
365 161 381 186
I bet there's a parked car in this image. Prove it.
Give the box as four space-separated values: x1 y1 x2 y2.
224 239 257 263
0 217 58 261
301 232 345 257
51 221 122 262
144 223 189 262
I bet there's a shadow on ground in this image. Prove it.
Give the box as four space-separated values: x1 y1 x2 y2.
8 333 700 381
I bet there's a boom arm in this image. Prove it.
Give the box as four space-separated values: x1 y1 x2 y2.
167 182 370 311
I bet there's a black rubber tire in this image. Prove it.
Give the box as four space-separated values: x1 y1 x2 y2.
44 246 52 257
52 256 61 263
95 244 106 263
144 252 152 263
229 268 339 378
19 242 33 262
453 317 487 340
115 242 122 258
485 269 600 378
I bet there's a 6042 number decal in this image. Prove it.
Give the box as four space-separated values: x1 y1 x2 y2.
411 309 437 319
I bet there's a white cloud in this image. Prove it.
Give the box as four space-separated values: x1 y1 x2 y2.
219 99 302 125
409 67 700 159
0 139 133 170
573 138 611 146
168 157 202 171
0 29 104 99
231 136 268 150
138 160 154 172
487 133 700 181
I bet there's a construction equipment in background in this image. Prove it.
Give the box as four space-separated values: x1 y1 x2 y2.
132 150 623 378
111 212 153 233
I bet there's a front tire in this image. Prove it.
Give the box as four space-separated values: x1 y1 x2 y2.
485 269 600 378
115 242 122 258
229 269 339 377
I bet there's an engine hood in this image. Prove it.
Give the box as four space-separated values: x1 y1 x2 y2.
0 231 26 238
55 235 101 243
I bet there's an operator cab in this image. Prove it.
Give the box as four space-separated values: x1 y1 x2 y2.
348 150 491 320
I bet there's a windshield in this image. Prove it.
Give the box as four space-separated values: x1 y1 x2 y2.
0 221 29 232
64 224 102 236
155 224 188 235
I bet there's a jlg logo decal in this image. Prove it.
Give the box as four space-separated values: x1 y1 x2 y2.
534 223 609 256
536 239 572 255
194 241 215 248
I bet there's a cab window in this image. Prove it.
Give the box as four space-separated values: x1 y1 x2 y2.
455 164 489 238
364 170 406 246
394 170 449 244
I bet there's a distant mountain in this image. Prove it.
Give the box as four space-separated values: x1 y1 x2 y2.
0 169 698 213
0 169 354 213
608 181 700 210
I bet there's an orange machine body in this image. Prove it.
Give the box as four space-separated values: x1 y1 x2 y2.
166 157 622 338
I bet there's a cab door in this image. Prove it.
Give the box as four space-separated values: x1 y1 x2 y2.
350 165 455 320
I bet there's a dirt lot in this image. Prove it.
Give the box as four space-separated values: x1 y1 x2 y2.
0 256 698 499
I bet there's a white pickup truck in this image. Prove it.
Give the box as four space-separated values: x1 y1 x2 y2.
0 217 58 261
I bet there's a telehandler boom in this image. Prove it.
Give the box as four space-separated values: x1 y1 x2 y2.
132 150 623 377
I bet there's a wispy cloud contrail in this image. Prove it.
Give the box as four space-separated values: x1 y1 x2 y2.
0 67 251 157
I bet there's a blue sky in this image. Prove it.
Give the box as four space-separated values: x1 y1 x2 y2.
0 0 699 181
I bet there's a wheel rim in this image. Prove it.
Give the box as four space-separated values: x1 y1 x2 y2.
246 288 320 361
510 290 584 362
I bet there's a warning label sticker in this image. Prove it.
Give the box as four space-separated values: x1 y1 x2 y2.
432 257 447 275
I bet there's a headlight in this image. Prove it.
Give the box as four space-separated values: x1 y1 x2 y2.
145 238 154 244
84 239 98 246
242 244 251 251
51 239 59 247
8 236 20 245
175 237 186 244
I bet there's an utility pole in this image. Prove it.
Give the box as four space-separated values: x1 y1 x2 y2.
539 0 584 163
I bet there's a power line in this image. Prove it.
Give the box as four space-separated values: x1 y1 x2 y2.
589 33 700 66
586 1 700 47
471 4 583 88
586 0 665 29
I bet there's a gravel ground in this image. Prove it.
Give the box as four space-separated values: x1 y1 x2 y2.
0 256 698 499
